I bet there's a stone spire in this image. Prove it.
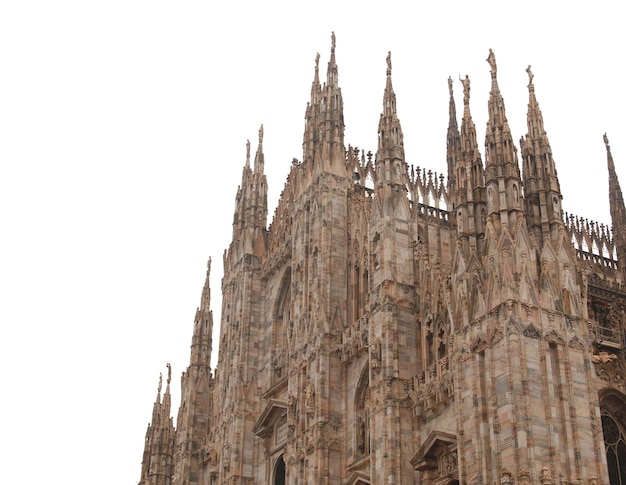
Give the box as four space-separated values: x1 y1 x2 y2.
375 51 406 197
446 76 461 191
230 131 268 261
174 261 215 484
318 31 346 172
458 74 484 194
192 258 214 370
327 31 338 88
302 33 345 174
606 134 626 269
483 49 523 231
455 74 487 257
303 52 322 165
520 65 563 247
139 367 175 485
254 124 265 174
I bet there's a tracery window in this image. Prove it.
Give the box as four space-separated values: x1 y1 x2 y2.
602 412 626 485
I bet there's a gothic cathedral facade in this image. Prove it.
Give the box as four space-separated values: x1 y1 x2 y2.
139 36 626 485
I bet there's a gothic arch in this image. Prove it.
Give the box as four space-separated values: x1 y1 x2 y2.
354 363 370 458
272 268 291 380
272 454 285 485
600 388 626 485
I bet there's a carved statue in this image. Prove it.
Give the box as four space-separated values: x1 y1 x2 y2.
386 51 392 72
448 76 453 96
357 418 366 454
526 64 534 85
487 48 497 76
459 75 470 103
540 467 553 485
331 31 336 51
591 351 617 364
305 382 315 411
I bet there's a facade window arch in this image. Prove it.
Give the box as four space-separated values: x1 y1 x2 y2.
273 268 291 381
602 411 626 485
600 389 626 485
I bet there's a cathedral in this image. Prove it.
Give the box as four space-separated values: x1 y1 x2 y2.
138 35 626 485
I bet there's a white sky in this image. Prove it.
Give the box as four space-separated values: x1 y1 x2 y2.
0 1 624 484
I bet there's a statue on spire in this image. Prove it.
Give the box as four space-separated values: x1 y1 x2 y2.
246 139 250 160
487 48 497 76
331 31 336 53
167 363 172 384
526 65 534 86
604 133 610 150
386 51 392 74
448 76 453 96
258 124 264 144
459 74 471 104
315 52 320 70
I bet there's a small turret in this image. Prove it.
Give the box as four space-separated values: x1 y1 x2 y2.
139 367 175 485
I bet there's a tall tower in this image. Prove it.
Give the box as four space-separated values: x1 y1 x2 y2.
213 130 268 483
173 260 214 484
367 51 417 483
280 32 351 483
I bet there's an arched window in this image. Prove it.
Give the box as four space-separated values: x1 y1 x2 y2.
602 412 626 485
273 454 285 485
600 389 626 485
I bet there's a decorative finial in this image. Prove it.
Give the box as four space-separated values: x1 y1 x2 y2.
526 65 534 86
207 257 211 274
331 32 336 52
258 124 264 144
315 52 320 70
158 372 163 395
604 133 610 150
459 74 470 104
448 76 453 96
246 139 250 159
487 48 497 77
166 363 171 384
386 51 392 74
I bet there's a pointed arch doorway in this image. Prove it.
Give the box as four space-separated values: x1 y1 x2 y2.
273 454 285 485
